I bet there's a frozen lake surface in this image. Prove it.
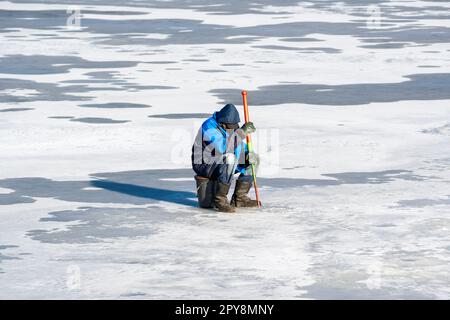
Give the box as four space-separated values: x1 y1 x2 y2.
0 0 450 299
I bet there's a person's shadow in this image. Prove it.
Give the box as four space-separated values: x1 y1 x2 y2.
90 180 198 207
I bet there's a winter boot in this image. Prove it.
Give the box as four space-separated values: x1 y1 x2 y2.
231 179 259 208
214 181 235 213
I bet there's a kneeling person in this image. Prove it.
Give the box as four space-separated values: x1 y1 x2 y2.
192 104 259 212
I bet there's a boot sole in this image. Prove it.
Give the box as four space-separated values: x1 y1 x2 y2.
213 205 235 213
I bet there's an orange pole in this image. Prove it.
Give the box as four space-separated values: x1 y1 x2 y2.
242 90 262 208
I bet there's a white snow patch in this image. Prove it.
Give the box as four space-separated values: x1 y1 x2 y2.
0 89 40 97
0 187 14 194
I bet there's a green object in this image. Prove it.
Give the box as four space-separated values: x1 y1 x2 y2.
241 121 256 135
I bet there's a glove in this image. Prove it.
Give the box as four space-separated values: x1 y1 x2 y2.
240 122 256 136
246 151 259 167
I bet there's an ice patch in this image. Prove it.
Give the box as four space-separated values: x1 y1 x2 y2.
395 195 450 208
79 103 151 109
27 206 183 244
0 108 34 112
422 124 450 136
70 117 130 124
211 73 450 106
148 113 211 119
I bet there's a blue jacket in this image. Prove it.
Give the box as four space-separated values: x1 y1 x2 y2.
192 112 247 174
